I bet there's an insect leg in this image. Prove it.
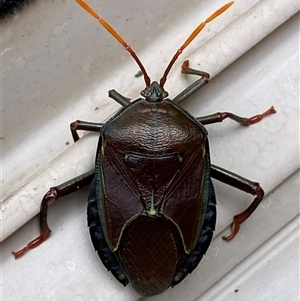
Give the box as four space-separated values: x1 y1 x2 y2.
12 170 95 259
173 60 210 104
109 89 131 107
197 106 276 126
70 120 103 142
210 164 264 241
70 89 132 142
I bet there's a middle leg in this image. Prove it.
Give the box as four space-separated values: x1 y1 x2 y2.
197 106 276 126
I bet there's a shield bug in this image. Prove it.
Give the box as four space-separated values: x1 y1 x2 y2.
13 0 276 297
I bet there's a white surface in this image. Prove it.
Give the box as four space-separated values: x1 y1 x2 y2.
1 0 299 301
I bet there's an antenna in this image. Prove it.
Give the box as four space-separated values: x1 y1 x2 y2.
76 0 151 87
76 0 234 89
160 2 234 87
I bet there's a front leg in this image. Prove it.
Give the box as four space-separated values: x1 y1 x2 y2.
173 60 210 104
210 164 264 241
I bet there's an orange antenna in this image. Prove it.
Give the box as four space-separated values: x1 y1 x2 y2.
76 0 151 87
159 1 234 87
76 0 234 89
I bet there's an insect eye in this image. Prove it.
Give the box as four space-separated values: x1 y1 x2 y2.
140 89 150 98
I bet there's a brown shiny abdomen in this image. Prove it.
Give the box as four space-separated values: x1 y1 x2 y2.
119 215 184 297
